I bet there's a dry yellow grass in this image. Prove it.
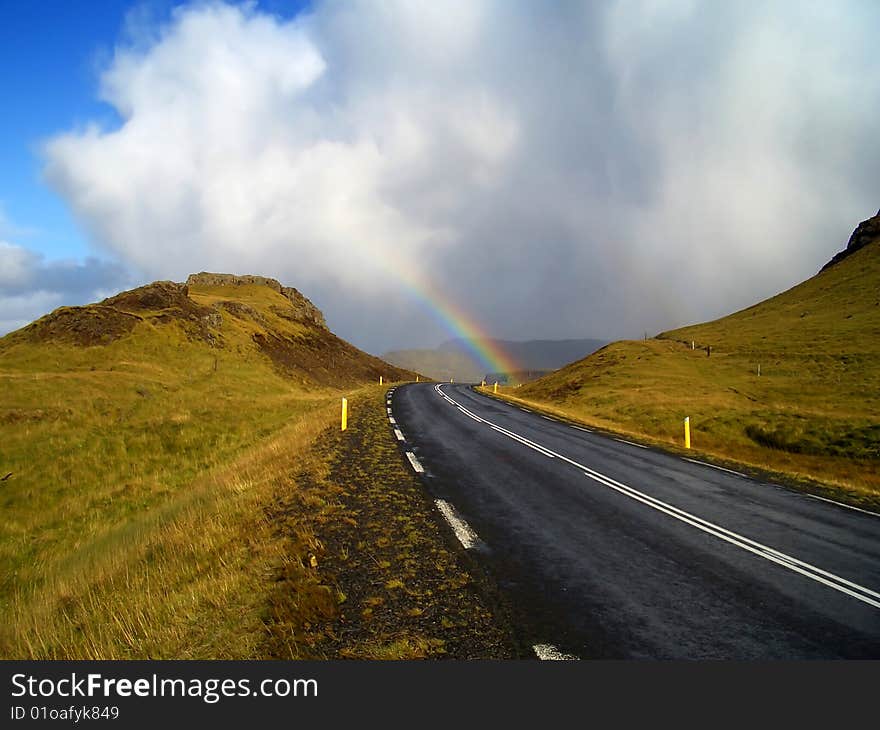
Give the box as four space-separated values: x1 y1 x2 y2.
0 277 412 658
2 400 341 658
0 320 352 658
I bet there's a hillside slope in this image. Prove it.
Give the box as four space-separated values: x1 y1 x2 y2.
3 272 412 388
0 273 414 657
513 212 880 503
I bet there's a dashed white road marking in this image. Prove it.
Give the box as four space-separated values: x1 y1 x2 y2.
435 499 480 549
572 425 593 433
683 457 747 478
806 494 880 518
614 437 648 449
541 415 555 421
405 451 425 474
386 407 392 415
436 385 880 610
533 644 579 661
388 416 396 425
394 428 405 441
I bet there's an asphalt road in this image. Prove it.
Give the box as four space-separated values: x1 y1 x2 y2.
387 382 880 659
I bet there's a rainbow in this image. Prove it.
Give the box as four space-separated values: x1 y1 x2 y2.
393 264 520 379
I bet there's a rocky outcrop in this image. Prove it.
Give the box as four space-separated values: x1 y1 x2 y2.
186 272 326 328
186 272 283 290
278 286 327 329
102 280 193 312
821 209 880 271
101 279 222 345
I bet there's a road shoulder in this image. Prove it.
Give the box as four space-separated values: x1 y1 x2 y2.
262 385 522 659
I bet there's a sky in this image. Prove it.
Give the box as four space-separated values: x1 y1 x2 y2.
1 0 878 355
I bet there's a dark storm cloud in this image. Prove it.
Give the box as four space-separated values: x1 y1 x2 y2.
0 242 132 334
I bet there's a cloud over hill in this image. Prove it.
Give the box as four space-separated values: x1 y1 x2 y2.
35 0 880 352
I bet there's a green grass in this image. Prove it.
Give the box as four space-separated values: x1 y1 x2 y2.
502 241 880 508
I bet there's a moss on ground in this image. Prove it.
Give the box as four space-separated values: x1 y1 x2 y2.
262 387 520 659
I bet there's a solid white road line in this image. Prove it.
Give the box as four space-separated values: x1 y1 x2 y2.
457 407 484 423
614 437 648 449
394 428 405 441
435 499 480 549
577 467 880 609
806 494 880 518
490 425 556 459
533 644 579 661
436 385 880 610
683 457 747 478
405 451 425 474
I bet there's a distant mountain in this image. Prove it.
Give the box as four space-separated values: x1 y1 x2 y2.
381 348 483 382
383 337 608 383
440 338 609 371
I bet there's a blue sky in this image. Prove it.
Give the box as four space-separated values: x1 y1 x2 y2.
0 0 132 257
0 0 307 258
1 1 877 352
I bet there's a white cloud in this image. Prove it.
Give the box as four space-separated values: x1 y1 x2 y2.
43 1 517 299
0 241 36 287
41 0 880 351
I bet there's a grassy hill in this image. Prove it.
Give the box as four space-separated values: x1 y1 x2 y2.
0 273 414 657
505 213 880 506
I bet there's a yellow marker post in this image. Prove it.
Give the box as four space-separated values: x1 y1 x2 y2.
684 416 691 449
493 382 498 394
379 375 383 385
416 375 419 382
341 397 348 431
